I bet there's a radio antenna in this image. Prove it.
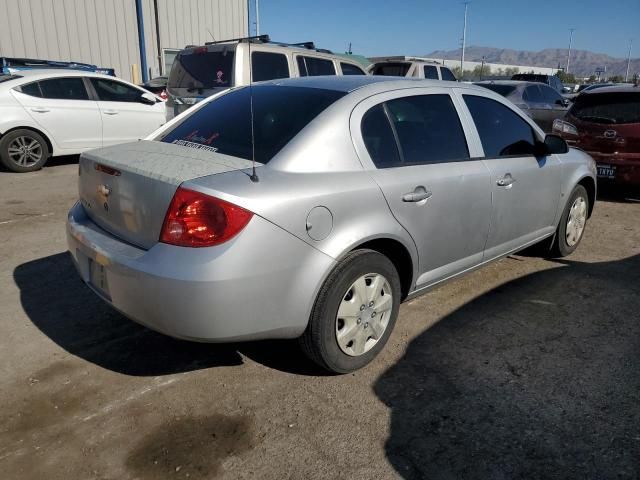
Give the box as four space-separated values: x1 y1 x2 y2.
247 20 259 182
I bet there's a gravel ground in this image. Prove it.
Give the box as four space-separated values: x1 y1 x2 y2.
1 158 639 479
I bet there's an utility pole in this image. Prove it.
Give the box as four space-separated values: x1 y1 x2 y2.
626 39 633 82
480 55 485 80
566 28 575 73
255 0 260 36
460 2 469 76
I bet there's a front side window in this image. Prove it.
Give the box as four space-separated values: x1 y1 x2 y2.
38 77 89 100
523 85 543 103
539 84 563 103
90 78 143 102
297 56 336 76
423 65 438 79
361 104 401 168
251 52 290 82
160 85 346 164
440 68 457 81
385 94 469 165
463 95 536 157
340 63 366 75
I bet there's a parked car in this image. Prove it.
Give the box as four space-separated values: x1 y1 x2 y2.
553 85 640 186
1 56 115 76
511 73 564 93
67 76 595 373
475 80 570 132
368 57 457 81
566 83 633 101
166 34 368 120
0 70 166 172
140 76 168 101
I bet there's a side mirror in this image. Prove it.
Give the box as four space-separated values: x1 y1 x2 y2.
556 98 570 107
540 134 569 155
139 92 157 105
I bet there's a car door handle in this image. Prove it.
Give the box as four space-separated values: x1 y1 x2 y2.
497 173 516 187
103 109 119 115
402 186 432 203
30 107 50 113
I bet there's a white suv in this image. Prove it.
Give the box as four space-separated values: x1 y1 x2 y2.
368 57 458 81
0 70 166 172
166 35 369 119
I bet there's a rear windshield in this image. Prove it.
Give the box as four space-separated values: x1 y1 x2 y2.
167 47 235 92
570 92 640 124
475 84 517 97
160 85 346 163
371 62 411 76
512 74 547 83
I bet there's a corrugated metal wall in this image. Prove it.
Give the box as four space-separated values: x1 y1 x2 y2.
0 0 248 82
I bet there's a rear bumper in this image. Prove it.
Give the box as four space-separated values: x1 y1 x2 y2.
588 152 640 186
66 202 335 342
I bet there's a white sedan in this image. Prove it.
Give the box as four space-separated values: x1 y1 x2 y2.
0 69 166 172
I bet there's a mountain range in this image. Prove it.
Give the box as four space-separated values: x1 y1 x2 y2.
425 46 639 78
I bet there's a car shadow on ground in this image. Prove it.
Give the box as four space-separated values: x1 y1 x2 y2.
13 252 328 377
374 254 640 479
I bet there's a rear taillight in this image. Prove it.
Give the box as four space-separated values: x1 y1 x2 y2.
160 187 253 247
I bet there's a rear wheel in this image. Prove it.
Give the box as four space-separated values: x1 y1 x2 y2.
0 129 50 172
299 249 401 373
550 185 589 257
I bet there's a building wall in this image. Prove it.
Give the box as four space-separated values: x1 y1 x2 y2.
0 0 247 82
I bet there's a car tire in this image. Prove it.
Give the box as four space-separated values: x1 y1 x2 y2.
299 249 401 373
0 129 50 173
550 184 589 257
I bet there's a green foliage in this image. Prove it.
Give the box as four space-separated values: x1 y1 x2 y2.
607 75 624 83
556 71 577 84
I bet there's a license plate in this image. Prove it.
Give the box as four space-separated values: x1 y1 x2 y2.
89 259 110 298
597 164 616 179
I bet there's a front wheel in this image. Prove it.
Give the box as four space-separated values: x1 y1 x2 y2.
550 184 589 257
299 249 401 373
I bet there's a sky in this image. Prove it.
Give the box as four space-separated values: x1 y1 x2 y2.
248 0 640 59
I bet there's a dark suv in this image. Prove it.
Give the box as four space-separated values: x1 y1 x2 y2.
511 73 564 94
553 86 640 186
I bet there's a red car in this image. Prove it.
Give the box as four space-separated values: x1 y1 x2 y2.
553 86 640 186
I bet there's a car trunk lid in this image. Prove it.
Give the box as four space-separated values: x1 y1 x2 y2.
78 140 254 249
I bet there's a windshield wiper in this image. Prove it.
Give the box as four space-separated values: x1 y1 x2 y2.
577 115 617 124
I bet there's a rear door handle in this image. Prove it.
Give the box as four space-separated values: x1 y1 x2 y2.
103 109 119 115
497 173 516 187
402 186 432 203
30 107 50 113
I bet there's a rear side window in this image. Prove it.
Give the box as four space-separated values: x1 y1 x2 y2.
297 56 336 76
17 81 42 97
440 68 457 81
251 52 290 82
361 104 401 168
463 95 536 157
39 77 89 100
340 63 366 75
371 62 411 76
385 94 469 165
570 92 640 124
539 85 563 103
90 78 143 102
160 85 346 163
168 48 235 90
424 65 438 79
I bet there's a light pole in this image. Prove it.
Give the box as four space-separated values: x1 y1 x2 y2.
255 0 260 36
566 28 575 74
626 39 633 82
460 2 470 76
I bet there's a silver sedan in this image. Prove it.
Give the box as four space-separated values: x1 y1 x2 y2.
67 76 596 373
